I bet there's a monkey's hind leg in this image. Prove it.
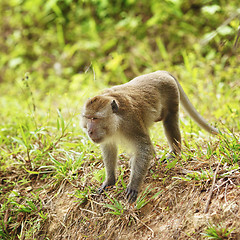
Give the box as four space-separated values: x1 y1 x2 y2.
163 111 181 159
98 143 118 193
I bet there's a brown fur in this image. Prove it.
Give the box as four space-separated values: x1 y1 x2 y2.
81 71 218 203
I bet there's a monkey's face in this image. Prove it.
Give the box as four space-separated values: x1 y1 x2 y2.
83 117 106 143
81 96 119 143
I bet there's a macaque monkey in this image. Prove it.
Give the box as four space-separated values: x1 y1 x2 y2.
81 71 218 203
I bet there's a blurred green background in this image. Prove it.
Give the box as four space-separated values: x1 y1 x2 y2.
1 0 239 87
0 0 239 152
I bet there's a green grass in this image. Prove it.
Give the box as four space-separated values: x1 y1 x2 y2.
0 0 240 238
202 224 235 239
0 58 239 238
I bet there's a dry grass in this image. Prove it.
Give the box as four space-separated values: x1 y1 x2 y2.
2 141 238 240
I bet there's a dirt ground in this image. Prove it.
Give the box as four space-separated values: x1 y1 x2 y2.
38 157 240 240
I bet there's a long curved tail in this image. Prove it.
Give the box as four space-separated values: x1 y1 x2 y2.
170 74 219 134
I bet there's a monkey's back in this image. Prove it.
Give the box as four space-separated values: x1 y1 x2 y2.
102 71 180 129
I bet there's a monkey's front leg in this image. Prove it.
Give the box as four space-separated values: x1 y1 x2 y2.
98 143 118 193
126 141 154 203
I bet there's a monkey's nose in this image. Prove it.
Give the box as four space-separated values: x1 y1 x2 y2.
88 130 93 136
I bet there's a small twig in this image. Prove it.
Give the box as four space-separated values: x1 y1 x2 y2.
213 179 229 192
200 11 240 46
26 147 32 170
233 26 240 50
204 161 221 213
79 207 98 215
133 212 155 237
224 183 228 203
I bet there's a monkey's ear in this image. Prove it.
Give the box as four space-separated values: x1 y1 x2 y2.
111 100 119 113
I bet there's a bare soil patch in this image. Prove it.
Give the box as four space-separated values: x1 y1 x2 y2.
36 157 240 240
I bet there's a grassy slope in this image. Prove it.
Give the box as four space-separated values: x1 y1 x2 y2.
0 1 240 239
0 65 239 239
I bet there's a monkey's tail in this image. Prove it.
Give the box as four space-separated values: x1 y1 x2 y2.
170 74 219 135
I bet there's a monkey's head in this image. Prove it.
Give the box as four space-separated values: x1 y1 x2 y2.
81 96 119 143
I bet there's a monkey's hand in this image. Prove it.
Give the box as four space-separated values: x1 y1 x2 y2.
126 186 138 203
98 179 115 194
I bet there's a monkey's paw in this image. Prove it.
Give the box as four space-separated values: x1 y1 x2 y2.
160 151 177 163
98 180 115 194
166 151 176 160
126 187 138 203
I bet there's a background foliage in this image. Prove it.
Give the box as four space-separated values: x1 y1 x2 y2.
0 0 240 239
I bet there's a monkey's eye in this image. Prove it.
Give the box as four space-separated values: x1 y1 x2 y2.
86 116 99 120
82 114 98 120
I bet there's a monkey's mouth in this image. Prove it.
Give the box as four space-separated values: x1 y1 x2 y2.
90 136 103 143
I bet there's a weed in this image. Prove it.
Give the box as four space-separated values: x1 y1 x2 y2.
216 132 240 165
75 187 93 205
93 168 106 184
175 168 214 182
166 157 179 170
116 165 127 190
0 190 47 239
103 193 125 216
202 224 235 239
41 150 85 184
135 185 163 210
38 211 48 220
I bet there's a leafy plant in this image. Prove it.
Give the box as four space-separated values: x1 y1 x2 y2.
75 187 93 205
42 150 85 183
202 224 235 239
175 168 214 182
216 132 240 165
103 193 125 216
0 190 47 239
93 168 106 184
116 165 127 190
135 185 162 210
